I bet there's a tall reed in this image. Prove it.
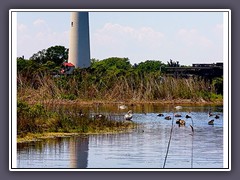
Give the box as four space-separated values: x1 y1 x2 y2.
17 70 221 103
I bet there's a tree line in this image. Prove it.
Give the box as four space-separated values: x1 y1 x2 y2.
17 45 223 102
17 45 167 75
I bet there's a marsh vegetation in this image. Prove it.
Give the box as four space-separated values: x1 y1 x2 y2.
17 55 223 103
16 46 223 140
17 100 136 141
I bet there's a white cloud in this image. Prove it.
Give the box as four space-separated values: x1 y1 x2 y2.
33 19 46 26
177 28 212 48
32 30 69 51
93 23 164 45
17 23 27 32
136 27 164 41
91 23 165 61
17 18 69 58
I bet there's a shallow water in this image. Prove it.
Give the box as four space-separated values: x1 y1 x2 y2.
17 105 224 169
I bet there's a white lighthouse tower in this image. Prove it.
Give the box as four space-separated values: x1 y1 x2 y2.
68 12 91 68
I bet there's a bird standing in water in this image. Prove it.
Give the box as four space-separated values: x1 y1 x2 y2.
176 119 186 126
208 119 214 125
209 112 213 117
164 116 172 120
124 110 133 121
215 115 220 119
186 114 191 119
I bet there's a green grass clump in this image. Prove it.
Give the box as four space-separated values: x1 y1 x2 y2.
17 100 136 140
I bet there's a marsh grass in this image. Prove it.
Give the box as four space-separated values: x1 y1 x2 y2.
16 66 222 140
17 100 136 140
17 71 222 103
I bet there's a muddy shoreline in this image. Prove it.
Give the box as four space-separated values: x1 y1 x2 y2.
17 129 136 144
29 98 223 106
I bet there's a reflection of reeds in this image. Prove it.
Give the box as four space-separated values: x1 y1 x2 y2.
17 100 136 139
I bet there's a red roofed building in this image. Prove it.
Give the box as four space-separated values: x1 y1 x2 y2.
62 62 75 67
61 62 75 75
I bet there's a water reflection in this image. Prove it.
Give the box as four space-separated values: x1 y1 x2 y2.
69 136 89 168
17 105 224 169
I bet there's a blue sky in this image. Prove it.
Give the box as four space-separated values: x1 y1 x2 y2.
16 10 224 65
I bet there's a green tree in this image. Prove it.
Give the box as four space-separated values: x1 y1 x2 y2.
134 60 166 73
30 45 68 66
45 46 68 66
212 77 223 95
17 58 40 73
17 57 28 72
30 49 47 64
91 57 132 77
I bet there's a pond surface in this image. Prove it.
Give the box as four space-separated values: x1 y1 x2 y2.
17 104 224 169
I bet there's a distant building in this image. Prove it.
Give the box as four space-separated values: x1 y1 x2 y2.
192 63 223 68
60 62 75 75
165 62 223 78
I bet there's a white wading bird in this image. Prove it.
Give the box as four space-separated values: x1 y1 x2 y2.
175 106 183 110
118 104 128 110
124 110 133 121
